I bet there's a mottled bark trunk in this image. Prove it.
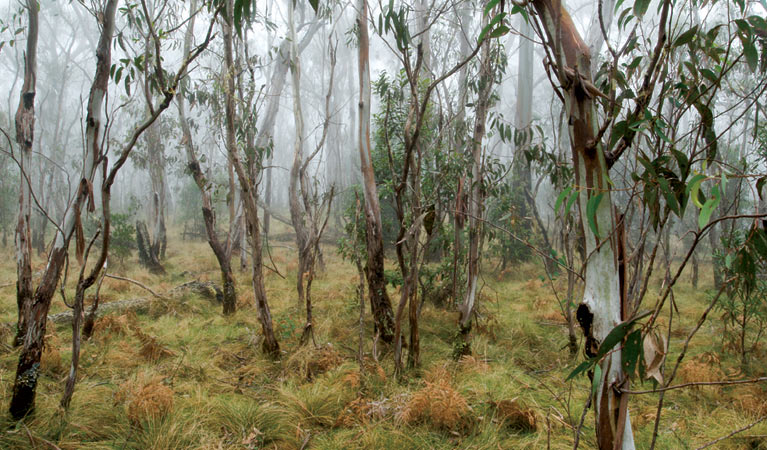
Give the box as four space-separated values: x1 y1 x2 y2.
13 0 38 349
357 0 394 343
146 125 167 260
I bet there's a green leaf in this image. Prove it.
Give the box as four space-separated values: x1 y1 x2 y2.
686 174 706 208
633 0 651 17
622 330 643 377
658 177 679 215
674 25 698 47
478 12 507 43
743 39 758 72
565 190 579 217
756 176 767 200
672 149 689 177
489 25 510 38
698 185 721 229
592 364 602 396
566 360 594 382
555 187 573 214
484 0 501 16
596 319 634 360
586 192 605 238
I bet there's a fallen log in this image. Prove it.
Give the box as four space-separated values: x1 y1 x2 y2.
47 279 224 325
48 297 150 325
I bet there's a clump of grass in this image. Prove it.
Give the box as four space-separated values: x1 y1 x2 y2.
398 369 474 432
278 371 357 428
211 394 299 448
133 328 176 362
490 398 538 432
678 353 724 391
115 374 174 425
284 343 346 380
732 385 767 417
457 354 490 374
92 312 136 341
40 331 63 374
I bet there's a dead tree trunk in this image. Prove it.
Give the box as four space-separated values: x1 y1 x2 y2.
357 0 395 344
13 0 38 349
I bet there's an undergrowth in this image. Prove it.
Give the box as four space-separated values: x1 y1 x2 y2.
0 227 764 449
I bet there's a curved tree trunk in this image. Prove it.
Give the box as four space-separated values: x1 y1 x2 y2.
11 0 114 418
177 0 236 315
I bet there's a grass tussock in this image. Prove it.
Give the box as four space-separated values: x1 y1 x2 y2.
489 398 538 432
399 368 473 431
115 374 174 425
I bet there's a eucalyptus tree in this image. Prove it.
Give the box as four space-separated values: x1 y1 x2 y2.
522 0 767 447
374 0 499 372
287 0 337 346
357 0 396 344
220 0 280 356
177 0 240 315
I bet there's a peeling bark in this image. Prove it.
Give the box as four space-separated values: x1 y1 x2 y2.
530 0 635 447
458 9 494 356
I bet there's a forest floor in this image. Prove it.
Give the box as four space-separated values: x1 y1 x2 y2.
0 227 766 449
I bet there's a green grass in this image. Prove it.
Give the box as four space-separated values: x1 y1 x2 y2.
0 227 765 449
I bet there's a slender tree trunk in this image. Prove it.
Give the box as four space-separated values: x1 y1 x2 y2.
222 0 279 355
177 1 237 315
13 0 38 349
457 14 493 356
287 0 312 334
451 3 473 305
357 0 394 343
